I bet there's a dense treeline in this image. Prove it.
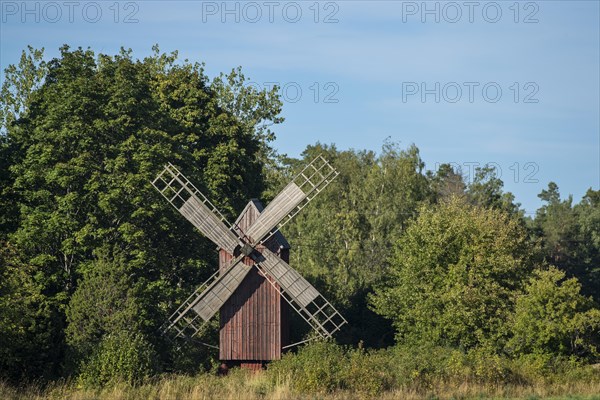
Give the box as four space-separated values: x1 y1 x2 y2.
0 47 598 391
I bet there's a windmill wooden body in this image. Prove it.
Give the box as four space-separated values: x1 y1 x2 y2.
151 155 346 368
218 199 290 369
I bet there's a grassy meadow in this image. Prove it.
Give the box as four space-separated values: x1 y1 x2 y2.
2 370 599 400
2 341 599 400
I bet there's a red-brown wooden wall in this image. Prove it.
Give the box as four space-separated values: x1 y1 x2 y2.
219 200 290 362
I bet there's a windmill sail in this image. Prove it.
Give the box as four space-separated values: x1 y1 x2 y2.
243 182 305 242
162 256 251 338
243 155 338 244
191 260 252 321
253 249 347 338
179 197 239 254
152 163 240 254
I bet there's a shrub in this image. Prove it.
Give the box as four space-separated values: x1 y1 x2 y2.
268 341 396 396
464 345 513 383
388 342 462 388
342 346 396 396
507 267 600 361
78 330 157 387
268 339 600 397
267 341 347 393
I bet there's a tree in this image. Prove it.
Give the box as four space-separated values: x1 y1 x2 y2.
370 196 533 351
278 142 430 347
533 183 600 302
0 242 65 381
0 135 19 240
0 46 47 135
0 46 47 242
65 254 144 367
507 267 600 360
572 188 600 301
428 163 466 202
0 45 282 380
467 165 522 216
77 330 157 387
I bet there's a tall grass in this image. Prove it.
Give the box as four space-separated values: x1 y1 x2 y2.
1 372 599 400
2 342 599 400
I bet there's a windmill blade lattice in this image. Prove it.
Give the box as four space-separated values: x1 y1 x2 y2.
253 249 347 338
242 155 339 244
160 255 248 339
152 163 240 254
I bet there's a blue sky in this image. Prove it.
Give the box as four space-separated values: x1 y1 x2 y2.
1 0 598 215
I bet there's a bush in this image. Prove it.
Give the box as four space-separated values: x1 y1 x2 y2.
268 340 600 397
78 330 157 387
464 345 514 383
342 346 396 396
267 341 396 395
268 341 347 393
390 342 524 386
388 342 464 388
507 267 600 361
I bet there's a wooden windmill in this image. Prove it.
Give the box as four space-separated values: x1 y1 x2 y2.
151 155 347 369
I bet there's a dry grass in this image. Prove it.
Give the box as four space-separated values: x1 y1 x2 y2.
2 371 599 400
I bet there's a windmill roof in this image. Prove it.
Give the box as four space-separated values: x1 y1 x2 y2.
234 199 291 249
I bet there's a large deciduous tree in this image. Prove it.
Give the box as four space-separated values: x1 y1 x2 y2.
281 141 430 347
0 45 282 381
370 196 533 351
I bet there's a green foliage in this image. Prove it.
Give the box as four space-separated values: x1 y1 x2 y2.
66 254 145 370
0 46 47 133
342 346 397 396
269 341 347 393
268 341 395 395
0 136 18 240
575 188 600 300
533 184 600 302
370 196 533 350
0 242 65 381
386 343 522 386
467 165 522 216
0 45 282 381
281 141 429 346
267 341 600 397
428 162 466 201
78 330 157 387
508 267 600 360
1 44 599 388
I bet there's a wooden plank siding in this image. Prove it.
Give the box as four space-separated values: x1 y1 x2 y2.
219 199 290 361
